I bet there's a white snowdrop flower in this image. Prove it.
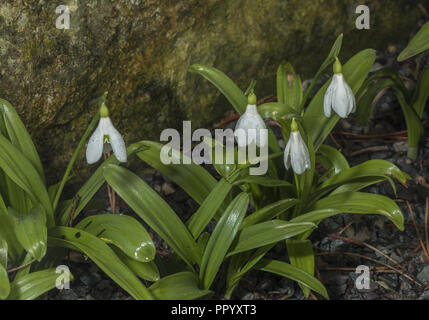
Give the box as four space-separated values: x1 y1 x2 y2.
323 57 356 118
284 118 310 175
234 93 268 148
86 103 127 164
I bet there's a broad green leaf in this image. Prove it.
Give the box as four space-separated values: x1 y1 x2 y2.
9 204 47 262
0 239 6 269
75 214 156 263
0 264 9 299
329 176 391 196
257 102 299 121
286 239 314 298
200 193 249 289
241 198 299 229
111 246 159 282
277 62 303 111
0 99 45 183
303 49 376 150
256 259 328 299
103 164 200 267
0 211 23 263
228 221 316 256
398 20 429 61
301 34 343 108
7 268 72 300
189 64 247 114
311 192 404 231
150 272 212 300
0 134 53 226
188 178 233 239
136 140 217 205
317 144 349 174
48 226 153 300
58 141 148 225
290 208 343 224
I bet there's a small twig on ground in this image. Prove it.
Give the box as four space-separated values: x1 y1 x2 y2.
348 145 389 157
7 259 36 273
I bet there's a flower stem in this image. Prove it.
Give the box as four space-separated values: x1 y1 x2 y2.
53 112 100 214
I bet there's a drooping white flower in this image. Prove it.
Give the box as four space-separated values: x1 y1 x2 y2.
86 103 127 164
234 93 268 148
323 57 356 118
284 118 310 175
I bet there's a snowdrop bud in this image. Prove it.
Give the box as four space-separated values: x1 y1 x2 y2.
323 57 356 118
86 103 127 164
234 93 268 148
284 118 310 175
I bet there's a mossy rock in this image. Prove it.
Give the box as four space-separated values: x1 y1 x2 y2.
0 0 422 183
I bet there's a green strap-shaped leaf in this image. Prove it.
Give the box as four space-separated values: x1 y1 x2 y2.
189 64 248 115
7 268 73 300
0 134 53 226
241 198 298 229
0 210 23 263
286 239 314 298
150 272 212 300
103 164 200 267
75 214 156 263
228 221 316 256
188 178 233 239
303 49 376 150
58 141 148 225
256 259 328 299
9 204 47 262
48 226 153 300
317 144 349 174
233 176 294 188
200 193 249 289
137 140 217 205
412 66 429 118
111 246 160 282
277 62 303 112
0 264 9 300
310 192 404 231
0 99 45 184
398 20 429 61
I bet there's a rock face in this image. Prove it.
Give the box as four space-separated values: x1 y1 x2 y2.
0 0 423 182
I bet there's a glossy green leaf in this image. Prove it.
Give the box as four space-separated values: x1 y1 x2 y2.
317 144 349 174
0 239 6 269
9 204 47 262
398 20 429 61
303 49 376 150
0 134 53 226
103 164 200 267
233 176 293 188
290 208 343 224
228 221 316 256
76 214 156 263
311 192 404 231
189 64 247 114
0 211 22 263
256 259 328 299
150 272 212 300
58 141 148 225
188 178 233 239
257 102 299 121
277 62 303 111
0 99 45 183
200 193 249 289
136 140 217 205
286 239 314 298
241 198 298 229
111 246 160 282
48 226 153 300
412 66 429 117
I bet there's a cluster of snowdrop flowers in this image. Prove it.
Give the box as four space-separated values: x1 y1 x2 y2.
284 118 310 175
324 57 356 118
234 92 268 148
86 102 127 164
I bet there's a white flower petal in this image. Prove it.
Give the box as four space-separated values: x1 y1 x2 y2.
86 122 104 164
106 119 127 163
324 80 334 118
283 139 291 169
289 131 310 175
234 104 267 147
